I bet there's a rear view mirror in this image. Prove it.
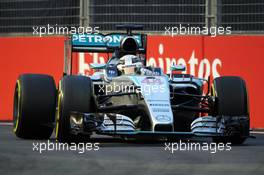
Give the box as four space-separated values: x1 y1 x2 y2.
170 64 186 72
169 64 186 80
90 63 106 70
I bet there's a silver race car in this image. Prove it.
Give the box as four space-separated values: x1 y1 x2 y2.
13 25 250 144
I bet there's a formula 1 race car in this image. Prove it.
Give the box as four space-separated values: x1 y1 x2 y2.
13 25 250 144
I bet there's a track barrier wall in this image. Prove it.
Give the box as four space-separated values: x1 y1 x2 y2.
0 36 263 128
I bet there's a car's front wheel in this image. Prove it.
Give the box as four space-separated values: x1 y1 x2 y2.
212 76 250 144
13 74 56 139
55 75 93 142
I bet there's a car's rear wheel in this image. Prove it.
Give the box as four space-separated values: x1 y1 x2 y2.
55 75 92 142
13 74 56 139
212 76 250 144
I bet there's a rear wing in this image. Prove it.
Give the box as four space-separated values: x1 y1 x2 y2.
71 33 147 53
64 33 147 75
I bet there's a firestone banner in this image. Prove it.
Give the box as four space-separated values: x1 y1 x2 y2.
0 36 263 128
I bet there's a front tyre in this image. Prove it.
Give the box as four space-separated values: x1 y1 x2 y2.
13 74 56 139
212 76 250 144
55 75 92 142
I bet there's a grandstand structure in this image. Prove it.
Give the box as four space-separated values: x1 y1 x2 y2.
0 0 263 34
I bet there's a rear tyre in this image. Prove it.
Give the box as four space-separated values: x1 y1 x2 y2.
212 76 249 144
13 74 56 139
55 75 92 142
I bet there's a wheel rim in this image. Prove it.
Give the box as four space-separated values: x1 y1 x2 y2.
55 81 62 140
13 80 21 133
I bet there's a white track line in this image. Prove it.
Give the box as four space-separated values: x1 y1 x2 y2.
250 131 264 134
0 122 13 126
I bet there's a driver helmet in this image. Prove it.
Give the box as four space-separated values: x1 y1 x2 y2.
117 54 143 74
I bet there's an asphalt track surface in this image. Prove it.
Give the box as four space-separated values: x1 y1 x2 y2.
0 123 264 175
